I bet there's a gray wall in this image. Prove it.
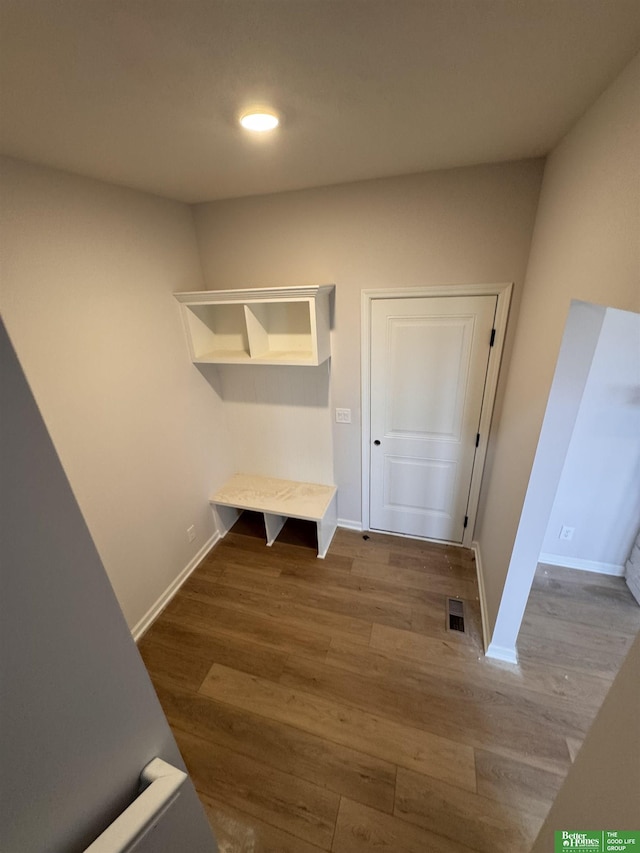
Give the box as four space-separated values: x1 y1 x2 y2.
0 320 215 852
0 156 232 632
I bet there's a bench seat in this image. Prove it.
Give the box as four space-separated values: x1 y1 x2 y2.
210 473 338 558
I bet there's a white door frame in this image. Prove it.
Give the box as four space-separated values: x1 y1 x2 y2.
361 283 513 547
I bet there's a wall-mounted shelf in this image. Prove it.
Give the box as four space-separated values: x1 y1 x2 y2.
175 285 334 366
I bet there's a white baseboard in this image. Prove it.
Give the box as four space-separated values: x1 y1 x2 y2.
539 552 625 577
471 540 491 654
486 641 519 665
337 518 363 531
132 532 219 642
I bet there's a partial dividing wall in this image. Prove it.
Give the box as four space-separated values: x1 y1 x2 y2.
193 159 544 525
0 156 231 632
484 300 606 662
540 307 640 574
477 53 640 648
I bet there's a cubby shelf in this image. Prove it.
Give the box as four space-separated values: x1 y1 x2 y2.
174 285 334 366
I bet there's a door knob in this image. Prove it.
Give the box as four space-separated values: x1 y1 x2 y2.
373 439 381 446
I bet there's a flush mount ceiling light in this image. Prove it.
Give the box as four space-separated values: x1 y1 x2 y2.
239 110 280 132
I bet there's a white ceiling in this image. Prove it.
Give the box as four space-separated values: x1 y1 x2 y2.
1 1 639 203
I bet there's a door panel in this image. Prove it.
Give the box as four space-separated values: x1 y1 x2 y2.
384 456 456 513
387 316 472 439
370 295 496 542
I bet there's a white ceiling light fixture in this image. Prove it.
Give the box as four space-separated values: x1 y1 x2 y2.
239 110 280 132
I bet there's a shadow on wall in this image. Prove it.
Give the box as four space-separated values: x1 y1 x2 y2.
194 362 334 485
197 362 331 407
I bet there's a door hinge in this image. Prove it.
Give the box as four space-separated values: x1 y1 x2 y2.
475 433 480 447
463 515 469 529
489 328 496 347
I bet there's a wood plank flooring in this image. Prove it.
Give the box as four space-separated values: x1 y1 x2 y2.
138 517 640 852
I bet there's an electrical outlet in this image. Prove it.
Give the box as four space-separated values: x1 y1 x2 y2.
335 408 351 423
559 525 575 541
187 524 196 543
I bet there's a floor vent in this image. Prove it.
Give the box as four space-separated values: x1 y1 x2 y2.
447 598 466 633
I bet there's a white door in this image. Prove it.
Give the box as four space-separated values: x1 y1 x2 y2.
370 295 496 542
0 321 217 853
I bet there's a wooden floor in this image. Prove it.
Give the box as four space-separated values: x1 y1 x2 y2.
138 516 640 852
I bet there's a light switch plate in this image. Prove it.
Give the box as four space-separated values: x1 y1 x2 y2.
335 408 352 423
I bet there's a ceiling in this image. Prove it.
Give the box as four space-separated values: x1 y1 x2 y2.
1 1 639 204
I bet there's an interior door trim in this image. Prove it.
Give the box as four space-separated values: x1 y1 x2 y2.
361 283 513 548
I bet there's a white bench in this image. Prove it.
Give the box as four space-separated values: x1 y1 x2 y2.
210 473 338 559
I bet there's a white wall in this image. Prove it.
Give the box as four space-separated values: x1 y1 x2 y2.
0 156 232 633
541 308 640 574
193 160 544 525
201 362 334 485
478 52 640 650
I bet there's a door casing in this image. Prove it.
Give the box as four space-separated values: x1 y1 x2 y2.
361 283 512 548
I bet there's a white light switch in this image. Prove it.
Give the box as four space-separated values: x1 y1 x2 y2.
335 408 352 423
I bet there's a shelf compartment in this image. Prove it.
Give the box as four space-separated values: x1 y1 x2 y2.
182 303 249 361
175 285 334 366
245 302 314 360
